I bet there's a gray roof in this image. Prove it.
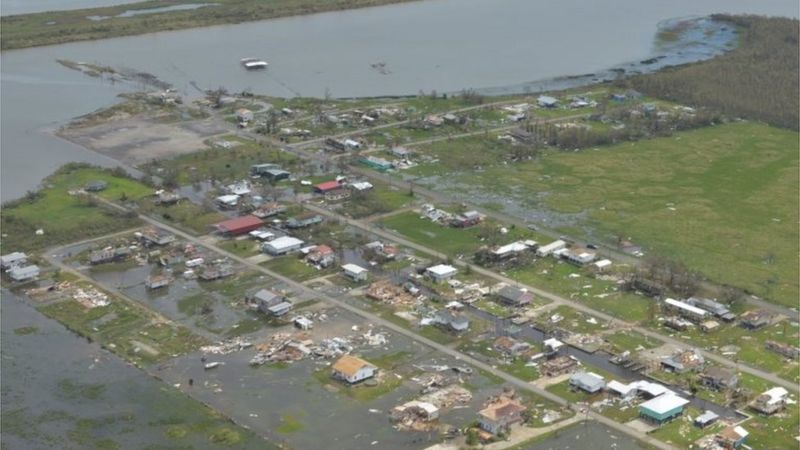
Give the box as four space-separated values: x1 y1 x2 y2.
695 410 719 424
569 371 605 392
498 285 529 302
253 288 282 305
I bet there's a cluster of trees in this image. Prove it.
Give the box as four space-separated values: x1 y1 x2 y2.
520 107 720 151
629 255 703 299
630 15 799 130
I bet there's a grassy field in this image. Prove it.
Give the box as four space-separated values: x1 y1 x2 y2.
535 305 607 335
649 406 720 448
38 284 207 367
260 256 332 282
651 316 800 384
141 135 300 185
427 122 799 307
603 331 662 353
0 165 143 253
0 0 417 50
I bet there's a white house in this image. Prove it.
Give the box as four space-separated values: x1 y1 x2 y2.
331 355 376 384
262 236 304 255
8 264 39 281
216 194 240 208
1 252 27 270
426 264 458 282
342 263 369 282
536 240 567 257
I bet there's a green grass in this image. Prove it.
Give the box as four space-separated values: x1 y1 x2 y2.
380 211 486 256
535 305 607 335
603 331 662 353
545 379 605 404
142 136 300 185
473 298 513 318
218 239 260 257
275 414 304 434
649 406 721 448
38 283 206 366
506 260 652 323
1 0 417 50
429 122 798 308
139 199 225 236
502 359 540 382
1 165 142 253
260 255 330 282
311 368 403 402
651 317 800 384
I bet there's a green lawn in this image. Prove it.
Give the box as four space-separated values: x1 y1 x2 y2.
652 317 800 384
381 211 483 255
218 239 260 257
649 406 721 448
139 200 225 236
38 284 206 367
603 331 662 353
424 122 798 308
260 256 331 282
536 305 607 335
1 165 143 252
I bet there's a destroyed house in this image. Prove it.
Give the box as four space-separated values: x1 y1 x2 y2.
716 426 749 449
496 285 533 307
331 355 376 384
214 215 264 236
451 210 481 228
660 350 705 373
765 340 800 359
699 367 738 391
478 398 527 435
199 264 234 281
141 228 175 246
286 214 323 229
252 202 287 219
155 191 181 205
324 138 347 151
740 309 771 330
541 355 576 376
685 297 735 321
493 336 530 356
89 247 130 265
507 128 533 143
306 245 336 268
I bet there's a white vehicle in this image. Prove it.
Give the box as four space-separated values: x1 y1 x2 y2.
240 58 268 70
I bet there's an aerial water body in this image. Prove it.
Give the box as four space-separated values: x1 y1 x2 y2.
1 0 797 201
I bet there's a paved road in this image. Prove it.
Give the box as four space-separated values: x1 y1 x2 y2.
94 203 677 449
303 203 800 393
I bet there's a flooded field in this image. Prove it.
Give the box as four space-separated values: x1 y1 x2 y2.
0 289 271 449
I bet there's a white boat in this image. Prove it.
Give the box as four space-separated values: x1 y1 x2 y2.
240 58 268 70
204 362 223 370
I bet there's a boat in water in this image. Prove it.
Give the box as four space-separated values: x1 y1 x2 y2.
240 57 268 70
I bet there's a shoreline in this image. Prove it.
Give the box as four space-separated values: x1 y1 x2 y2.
0 0 421 51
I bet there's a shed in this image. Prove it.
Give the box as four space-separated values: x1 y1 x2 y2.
694 410 719 428
216 194 240 208
536 240 567 257
537 95 559 108
214 215 264 236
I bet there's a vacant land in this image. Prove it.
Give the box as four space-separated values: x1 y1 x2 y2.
631 15 799 130
423 122 799 307
0 165 144 252
1 0 417 50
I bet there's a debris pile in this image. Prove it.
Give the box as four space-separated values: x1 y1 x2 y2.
366 280 417 308
201 337 254 355
249 332 314 366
